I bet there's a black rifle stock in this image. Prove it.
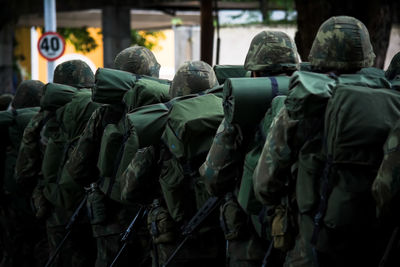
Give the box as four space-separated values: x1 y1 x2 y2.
44 194 88 267
162 196 222 267
109 206 148 267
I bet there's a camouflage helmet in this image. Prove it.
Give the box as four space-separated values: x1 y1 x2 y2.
114 45 161 77
12 80 44 109
309 16 375 72
386 52 400 80
0 94 13 111
53 60 95 88
169 61 219 98
244 31 299 73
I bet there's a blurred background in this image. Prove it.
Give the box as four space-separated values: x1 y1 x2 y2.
1 0 399 93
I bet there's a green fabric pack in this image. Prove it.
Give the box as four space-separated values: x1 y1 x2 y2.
42 90 100 210
122 76 171 111
223 76 289 127
40 83 78 111
213 65 250 84
92 68 141 104
238 96 287 216
162 93 224 159
321 75 397 229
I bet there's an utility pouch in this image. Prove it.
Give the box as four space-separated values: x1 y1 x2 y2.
86 183 107 225
147 200 176 244
271 205 295 251
219 193 248 240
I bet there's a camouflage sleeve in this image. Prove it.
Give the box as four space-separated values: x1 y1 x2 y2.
65 107 105 186
372 122 400 220
253 107 298 206
199 118 245 196
120 146 158 204
15 111 45 189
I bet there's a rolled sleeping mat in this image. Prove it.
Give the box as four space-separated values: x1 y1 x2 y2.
223 76 290 127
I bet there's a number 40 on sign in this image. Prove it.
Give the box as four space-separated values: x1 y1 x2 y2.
38 32 66 61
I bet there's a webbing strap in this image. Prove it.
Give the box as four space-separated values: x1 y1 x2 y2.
269 77 280 97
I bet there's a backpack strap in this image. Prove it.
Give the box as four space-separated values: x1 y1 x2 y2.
268 77 280 97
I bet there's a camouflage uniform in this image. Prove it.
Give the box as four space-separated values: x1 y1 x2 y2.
14 60 97 267
254 16 380 267
120 61 222 267
200 31 299 267
66 46 162 267
0 80 47 267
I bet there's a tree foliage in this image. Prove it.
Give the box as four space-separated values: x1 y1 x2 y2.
131 30 166 50
58 27 98 54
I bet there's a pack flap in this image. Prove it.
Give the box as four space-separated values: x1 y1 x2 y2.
162 94 224 159
213 65 250 84
92 68 140 104
40 83 78 111
223 76 289 126
123 77 171 111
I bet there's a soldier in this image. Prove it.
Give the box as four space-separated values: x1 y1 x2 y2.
0 80 44 267
66 46 163 267
120 60 222 267
254 16 387 267
199 30 299 267
15 60 97 267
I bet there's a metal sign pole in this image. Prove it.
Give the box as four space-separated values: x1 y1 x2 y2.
44 0 56 82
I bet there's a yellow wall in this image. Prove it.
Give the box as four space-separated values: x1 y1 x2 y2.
14 27 104 83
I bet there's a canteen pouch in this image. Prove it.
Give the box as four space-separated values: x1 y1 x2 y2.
219 194 248 240
271 205 295 251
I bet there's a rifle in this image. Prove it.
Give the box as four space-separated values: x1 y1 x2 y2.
379 226 400 267
44 194 88 267
162 196 222 267
109 206 148 267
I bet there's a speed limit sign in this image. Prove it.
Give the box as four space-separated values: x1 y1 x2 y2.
37 32 66 61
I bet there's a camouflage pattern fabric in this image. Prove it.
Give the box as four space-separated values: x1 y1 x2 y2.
308 16 375 71
385 52 400 80
199 119 245 196
244 31 299 73
15 111 46 190
11 80 44 109
169 60 219 98
253 107 298 206
114 45 161 78
53 60 95 88
0 94 13 111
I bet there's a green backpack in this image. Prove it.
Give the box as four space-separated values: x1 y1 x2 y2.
95 76 171 203
42 89 100 210
92 67 171 106
237 96 287 216
159 94 224 223
315 75 397 233
223 76 290 127
40 83 78 111
213 65 250 84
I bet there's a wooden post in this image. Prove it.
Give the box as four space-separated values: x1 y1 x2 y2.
200 0 214 65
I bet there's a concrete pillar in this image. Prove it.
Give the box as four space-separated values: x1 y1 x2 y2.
173 26 200 71
102 6 131 68
0 24 14 94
